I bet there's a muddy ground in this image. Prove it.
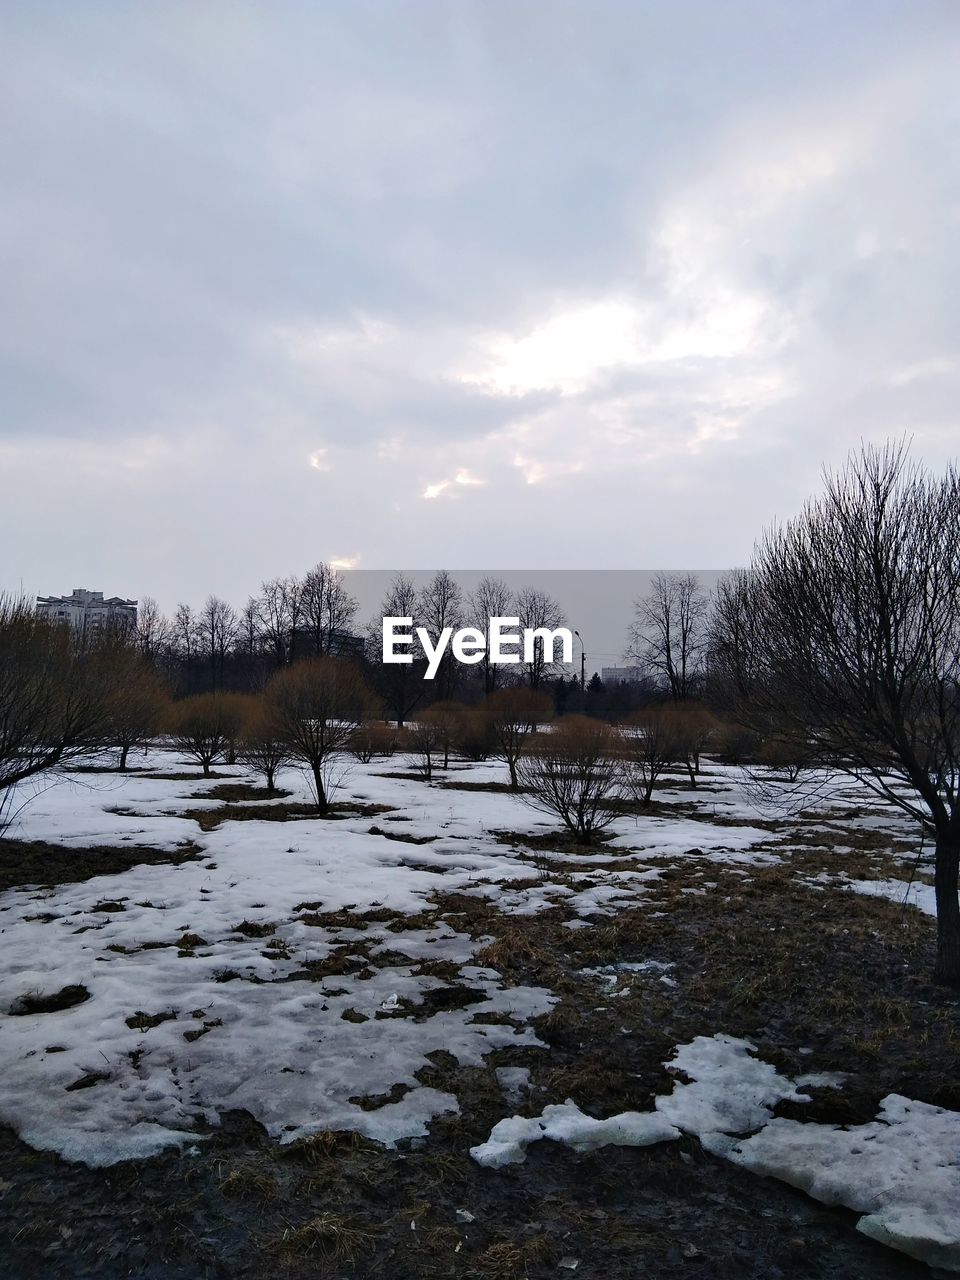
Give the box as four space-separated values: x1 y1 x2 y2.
1 793 957 1279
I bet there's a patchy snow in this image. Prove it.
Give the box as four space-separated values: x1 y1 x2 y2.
844 876 937 918
725 1095 960 1272
495 1065 533 1108
4 748 957 1274
0 751 566 1165
472 1034 960 1271
655 1034 810 1138
470 1100 679 1168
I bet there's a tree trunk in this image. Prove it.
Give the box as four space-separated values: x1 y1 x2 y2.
508 757 518 789
312 764 328 814
265 765 275 792
119 744 129 771
934 838 960 987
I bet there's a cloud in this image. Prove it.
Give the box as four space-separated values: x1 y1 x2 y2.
1 3 958 608
422 469 485 500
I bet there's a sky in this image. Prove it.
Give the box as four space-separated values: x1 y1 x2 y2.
2 1 959 615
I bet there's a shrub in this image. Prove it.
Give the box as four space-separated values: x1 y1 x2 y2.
486 686 553 789
517 715 624 844
347 720 398 764
167 693 248 777
265 658 374 811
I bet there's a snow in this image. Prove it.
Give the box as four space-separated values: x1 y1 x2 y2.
725 1095 960 1271
845 876 937 917
0 751 564 1165
470 1101 679 1168
473 1034 960 1271
655 1034 810 1138
3 749 957 1271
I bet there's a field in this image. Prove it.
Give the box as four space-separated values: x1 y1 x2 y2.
0 747 957 1278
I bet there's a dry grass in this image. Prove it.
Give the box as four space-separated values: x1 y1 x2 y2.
263 1211 376 1263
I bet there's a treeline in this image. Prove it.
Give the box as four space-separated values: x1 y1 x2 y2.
132 566 659 719
134 562 734 718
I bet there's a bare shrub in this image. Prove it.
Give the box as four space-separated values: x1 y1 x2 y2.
623 705 685 805
347 721 397 764
237 699 290 791
518 715 624 844
265 658 374 811
486 686 553 789
455 704 497 761
0 598 115 827
167 693 248 777
100 640 170 770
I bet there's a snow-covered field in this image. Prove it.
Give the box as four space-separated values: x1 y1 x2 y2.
0 749 955 1271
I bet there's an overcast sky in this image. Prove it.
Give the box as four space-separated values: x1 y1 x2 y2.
2 2 958 613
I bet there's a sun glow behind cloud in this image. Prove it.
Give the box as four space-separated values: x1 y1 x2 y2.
422 468 485 500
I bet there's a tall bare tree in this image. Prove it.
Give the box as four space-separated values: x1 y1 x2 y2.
255 576 303 667
628 572 709 700
301 562 359 657
172 603 202 664
199 595 239 690
416 571 463 699
468 575 515 694
366 572 425 726
135 596 169 664
515 586 567 689
709 443 960 986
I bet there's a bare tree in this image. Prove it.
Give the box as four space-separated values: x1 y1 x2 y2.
367 572 425 726
486 686 553 789
198 596 239 690
416 571 463 699
624 705 686 805
255 576 303 667
628 573 709 701
0 599 114 827
468 575 515 694
301 563 359 657
135 596 169 664
167 693 246 777
710 443 960 986
515 586 567 688
265 657 373 812
518 716 624 844
172 603 202 664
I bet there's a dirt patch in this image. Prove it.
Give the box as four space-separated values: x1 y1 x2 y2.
0 1101 927 1279
0 838 202 894
187 800 394 831
9 984 90 1015
191 783 292 803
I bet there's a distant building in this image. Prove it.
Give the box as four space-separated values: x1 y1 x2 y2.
36 588 137 637
601 665 646 685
